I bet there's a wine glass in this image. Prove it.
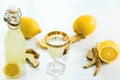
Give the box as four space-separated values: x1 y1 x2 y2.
45 31 69 76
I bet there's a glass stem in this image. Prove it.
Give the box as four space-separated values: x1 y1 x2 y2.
54 58 59 62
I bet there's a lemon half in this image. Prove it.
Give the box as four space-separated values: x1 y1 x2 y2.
97 40 120 63
20 16 42 39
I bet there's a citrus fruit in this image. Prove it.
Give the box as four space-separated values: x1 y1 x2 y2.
3 62 21 78
20 16 42 39
39 38 47 49
73 15 97 36
97 40 120 63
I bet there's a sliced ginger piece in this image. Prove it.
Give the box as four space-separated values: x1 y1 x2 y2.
26 49 40 59
86 45 98 60
26 54 39 68
26 49 40 67
86 50 94 60
83 48 97 68
94 57 101 76
83 47 101 76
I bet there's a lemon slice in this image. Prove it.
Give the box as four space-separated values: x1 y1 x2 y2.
39 38 47 49
97 40 120 63
3 62 21 78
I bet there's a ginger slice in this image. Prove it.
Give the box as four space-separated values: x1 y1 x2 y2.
26 49 40 59
26 49 40 68
83 48 97 68
63 34 85 54
93 48 101 76
86 50 94 60
86 46 98 60
94 57 101 76
83 47 101 76
26 54 39 68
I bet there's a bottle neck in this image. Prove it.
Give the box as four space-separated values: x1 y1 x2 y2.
4 8 22 30
7 22 20 30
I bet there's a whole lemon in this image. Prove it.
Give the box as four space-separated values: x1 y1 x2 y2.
73 15 97 36
20 16 42 39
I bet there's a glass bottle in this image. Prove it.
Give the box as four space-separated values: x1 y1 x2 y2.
3 5 26 78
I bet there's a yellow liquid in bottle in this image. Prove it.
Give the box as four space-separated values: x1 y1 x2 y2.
5 28 26 68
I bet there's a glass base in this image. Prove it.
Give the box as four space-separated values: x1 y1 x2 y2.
47 60 65 76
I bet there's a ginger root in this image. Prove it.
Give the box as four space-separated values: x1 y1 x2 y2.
86 50 94 60
26 49 40 59
26 49 40 68
83 48 97 68
83 47 101 76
